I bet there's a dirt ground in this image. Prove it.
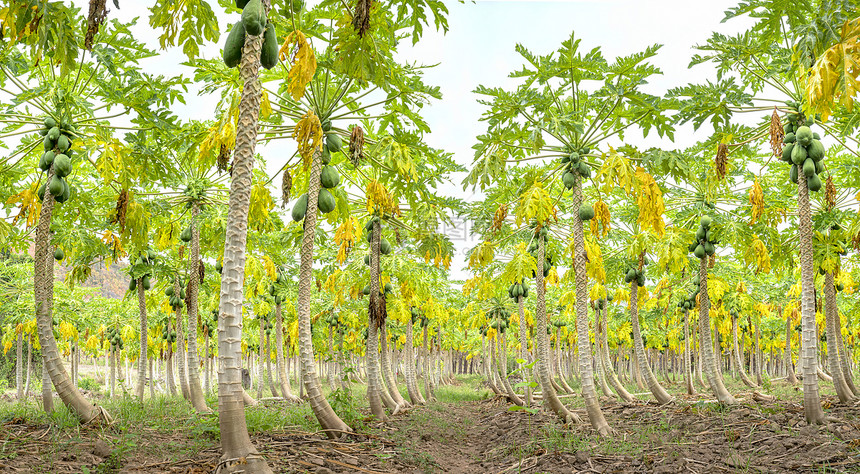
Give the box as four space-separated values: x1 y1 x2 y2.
1 386 859 473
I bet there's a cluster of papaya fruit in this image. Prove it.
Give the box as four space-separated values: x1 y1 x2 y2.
37 116 75 204
560 146 592 189
527 225 553 278
202 310 218 338
160 317 177 343
128 250 156 292
507 279 529 300
677 275 701 311
291 122 342 221
410 306 428 327
592 294 612 310
781 102 825 192
260 314 274 337
106 326 123 350
223 0 279 70
268 272 285 305
688 216 717 260
165 279 186 311
623 263 646 286
486 307 511 333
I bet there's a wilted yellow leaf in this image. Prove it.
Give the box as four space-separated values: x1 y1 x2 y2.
279 30 317 101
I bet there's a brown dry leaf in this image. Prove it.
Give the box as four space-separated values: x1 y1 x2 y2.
85 0 108 50
769 108 784 157
352 0 372 37
715 143 728 180
825 175 836 210
281 170 292 207
349 125 365 167
491 204 508 235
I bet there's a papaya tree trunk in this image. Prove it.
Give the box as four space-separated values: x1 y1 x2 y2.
535 232 580 423
34 184 102 422
516 296 533 405
825 272 854 402
797 177 825 423
367 220 390 418
629 277 672 404
215 11 275 472
404 317 424 405
186 203 211 412
684 310 696 396
380 321 407 407
16 330 23 400
274 303 300 402
136 279 148 400
296 148 351 436
697 257 736 404
265 331 278 398
495 332 524 405
175 281 190 400
594 306 615 399
834 310 857 396
166 328 177 396
599 306 635 402
785 313 798 384
731 313 757 388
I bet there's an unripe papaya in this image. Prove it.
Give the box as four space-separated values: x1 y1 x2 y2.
54 248 64 261
53 154 71 178
802 158 815 178
318 188 336 213
807 173 822 192
223 22 246 68
562 172 575 190
694 244 706 259
320 166 340 188
700 215 712 228
326 133 342 152
260 22 279 70
791 143 807 165
241 0 266 36
180 225 192 243
291 193 308 221
48 175 64 197
578 203 594 221
807 139 824 161
380 239 391 255
781 143 794 163
789 164 798 184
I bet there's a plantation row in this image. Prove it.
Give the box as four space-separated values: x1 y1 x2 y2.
1 1 860 472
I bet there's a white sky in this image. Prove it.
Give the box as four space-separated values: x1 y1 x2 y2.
99 0 749 281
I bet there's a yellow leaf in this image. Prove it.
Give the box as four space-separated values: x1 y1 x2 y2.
334 217 358 265
748 177 764 224
366 180 398 215
293 109 324 169
279 30 317 101
5 181 41 228
515 181 554 227
468 241 496 270
804 18 860 121
597 147 636 195
590 200 611 238
635 167 665 237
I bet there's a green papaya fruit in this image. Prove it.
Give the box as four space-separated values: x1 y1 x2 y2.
694 244 706 259
223 21 246 68
241 0 266 36
37 182 46 201
318 188 336 213
813 132 820 140
696 227 706 241
626 268 636 283
322 119 332 132
363 285 371 295
320 166 340 188
56 179 70 203
165 286 175 297
48 175 64 196
48 126 61 142
562 172 576 190
321 148 331 165
129 279 137 291
180 288 186 299
326 133 342 152
216 261 223 273
807 139 824 161
53 154 71 178
781 143 794 163
700 216 712 228
180 225 192 243
578 161 591 179
783 132 795 143
789 164 798 184
39 151 55 171
260 22 279 70
802 158 815 178
795 126 813 146
291 193 309 221
791 143 807 165
44 117 57 129
578 203 594 221
53 248 64 261
636 273 645 286
364 255 370 265
56 135 70 153
814 159 823 174
807 173 822 192
380 239 391 255
703 241 715 256
142 276 151 291
43 135 54 152
384 283 393 293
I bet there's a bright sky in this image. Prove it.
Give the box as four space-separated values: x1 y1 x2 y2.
100 0 749 281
